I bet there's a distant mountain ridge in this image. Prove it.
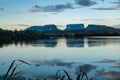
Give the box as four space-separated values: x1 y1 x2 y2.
25 24 115 32
86 24 114 30
65 24 84 31
25 24 59 32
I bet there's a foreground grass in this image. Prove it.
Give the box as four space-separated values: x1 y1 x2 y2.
3 59 30 80
50 69 94 80
1 60 94 80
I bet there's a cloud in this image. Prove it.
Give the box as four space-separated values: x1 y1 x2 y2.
1 10 25 14
15 24 31 27
0 8 24 14
82 19 108 21
29 3 74 12
113 4 120 8
92 3 120 10
113 24 120 29
1 24 31 28
111 2 120 4
0 8 4 11
110 0 120 8
92 7 117 10
75 0 97 6
92 0 120 10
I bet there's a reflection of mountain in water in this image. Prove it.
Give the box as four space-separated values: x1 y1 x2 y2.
31 38 57 47
30 37 85 48
1 37 120 48
30 37 120 48
87 37 120 47
66 37 84 47
0 41 12 48
0 40 31 48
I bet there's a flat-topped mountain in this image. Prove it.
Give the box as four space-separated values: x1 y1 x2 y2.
25 24 59 32
25 24 115 32
86 24 114 30
64 24 84 31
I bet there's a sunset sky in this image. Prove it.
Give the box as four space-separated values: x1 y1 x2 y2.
0 0 120 30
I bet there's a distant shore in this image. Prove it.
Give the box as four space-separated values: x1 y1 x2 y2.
1 27 120 42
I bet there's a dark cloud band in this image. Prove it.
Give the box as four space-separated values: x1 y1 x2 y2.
0 8 4 11
75 0 97 6
29 3 74 12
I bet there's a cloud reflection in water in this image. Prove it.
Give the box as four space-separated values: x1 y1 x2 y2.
100 71 120 80
29 59 75 68
75 64 97 74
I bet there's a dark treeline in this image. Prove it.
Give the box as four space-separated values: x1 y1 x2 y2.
43 29 120 37
1 28 120 42
0 28 49 42
84 29 120 36
0 28 120 48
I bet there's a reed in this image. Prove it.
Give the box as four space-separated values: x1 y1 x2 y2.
52 69 94 80
3 59 30 80
2 60 94 80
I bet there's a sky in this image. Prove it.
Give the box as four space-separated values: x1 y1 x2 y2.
0 0 120 30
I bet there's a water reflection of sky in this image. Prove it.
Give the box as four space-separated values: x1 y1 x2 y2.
0 37 120 80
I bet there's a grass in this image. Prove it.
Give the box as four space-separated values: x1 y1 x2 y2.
3 59 31 80
2 60 94 80
49 69 94 80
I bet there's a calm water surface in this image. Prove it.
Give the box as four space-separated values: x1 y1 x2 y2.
0 36 120 80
